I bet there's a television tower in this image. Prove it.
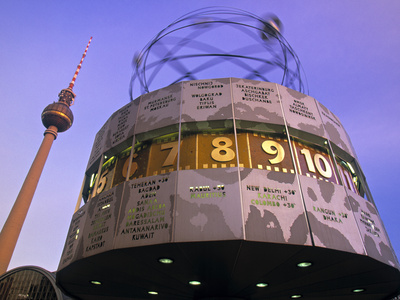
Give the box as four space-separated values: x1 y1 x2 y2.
0 37 92 275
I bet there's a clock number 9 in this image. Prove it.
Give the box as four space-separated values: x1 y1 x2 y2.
261 140 285 164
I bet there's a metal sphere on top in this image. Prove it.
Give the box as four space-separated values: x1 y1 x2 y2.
41 88 75 133
130 7 308 99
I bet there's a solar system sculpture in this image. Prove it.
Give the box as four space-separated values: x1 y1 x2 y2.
57 8 400 300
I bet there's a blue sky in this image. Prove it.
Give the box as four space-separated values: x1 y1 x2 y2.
0 0 399 271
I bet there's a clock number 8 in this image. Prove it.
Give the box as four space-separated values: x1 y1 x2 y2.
211 137 236 162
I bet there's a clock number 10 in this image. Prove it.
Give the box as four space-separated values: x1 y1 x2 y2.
299 148 332 178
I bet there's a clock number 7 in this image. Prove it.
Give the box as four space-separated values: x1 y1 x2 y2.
161 141 179 167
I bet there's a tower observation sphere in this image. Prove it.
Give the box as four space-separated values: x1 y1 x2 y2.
41 88 75 133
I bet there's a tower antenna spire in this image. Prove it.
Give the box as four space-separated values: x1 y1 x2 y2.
68 36 92 92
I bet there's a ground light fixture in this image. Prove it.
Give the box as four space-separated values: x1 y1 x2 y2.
291 295 302 299
189 280 201 286
297 261 312 268
158 257 174 264
256 282 269 288
148 291 158 295
352 288 365 293
90 280 101 285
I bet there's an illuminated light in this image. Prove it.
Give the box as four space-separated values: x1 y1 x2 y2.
256 282 268 288
347 163 356 174
291 295 302 299
89 173 95 187
148 291 158 295
352 288 365 293
189 280 201 286
102 204 111 210
297 262 312 268
103 156 115 166
90 281 101 285
158 258 174 264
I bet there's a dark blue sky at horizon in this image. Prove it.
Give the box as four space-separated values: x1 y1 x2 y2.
0 0 399 272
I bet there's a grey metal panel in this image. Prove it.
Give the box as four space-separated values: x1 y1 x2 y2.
299 175 365 254
181 78 233 122
57 205 88 270
135 83 181 134
317 101 355 157
175 168 243 242
231 78 283 125
80 184 124 258
103 98 139 152
344 127 358 161
114 173 175 248
278 85 325 137
241 168 311 245
86 119 110 171
347 191 399 267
